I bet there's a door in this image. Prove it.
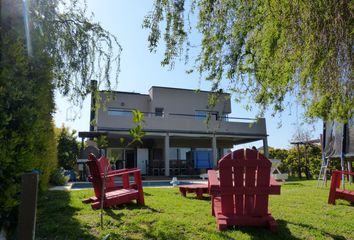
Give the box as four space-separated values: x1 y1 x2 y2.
137 148 149 175
125 150 136 169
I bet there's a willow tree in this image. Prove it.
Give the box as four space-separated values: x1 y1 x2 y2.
1 0 120 233
144 0 353 122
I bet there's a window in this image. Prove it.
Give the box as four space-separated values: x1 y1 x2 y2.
155 108 164 117
169 148 178 160
195 111 207 120
221 113 229 121
195 111 219 120
108 108 132 117
179 148 191 160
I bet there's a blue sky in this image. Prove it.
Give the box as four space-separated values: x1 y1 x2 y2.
54 0 322 149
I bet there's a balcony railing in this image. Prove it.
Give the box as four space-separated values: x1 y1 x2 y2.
107 108 258 123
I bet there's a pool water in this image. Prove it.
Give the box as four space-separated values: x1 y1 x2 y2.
71 180 195 189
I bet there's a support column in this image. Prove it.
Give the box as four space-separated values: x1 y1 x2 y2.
263 137 269 158
164 133 170 176
212 135 218 168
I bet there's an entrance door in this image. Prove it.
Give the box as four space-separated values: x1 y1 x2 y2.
137 148 149 175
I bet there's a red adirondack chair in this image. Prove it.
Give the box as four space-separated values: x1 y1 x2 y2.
83 153 145 209
82 154 124 204
208 149 281 232
328 170 354 205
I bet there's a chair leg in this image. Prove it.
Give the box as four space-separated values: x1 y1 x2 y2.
211 196 215 216
217 219 228 231
196 189 203 199
267 216 278 233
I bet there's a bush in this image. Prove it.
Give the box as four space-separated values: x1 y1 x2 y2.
57 127 79 170
50 168 69 186
0 3 57 232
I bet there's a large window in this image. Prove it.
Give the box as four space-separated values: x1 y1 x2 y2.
169 148 191 161
107 108 133 117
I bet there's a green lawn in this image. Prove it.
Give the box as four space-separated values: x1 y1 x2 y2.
36 180 354 240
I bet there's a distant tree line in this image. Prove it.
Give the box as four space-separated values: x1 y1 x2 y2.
269 145 342 179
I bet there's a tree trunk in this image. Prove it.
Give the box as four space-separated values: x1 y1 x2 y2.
296 144 302 179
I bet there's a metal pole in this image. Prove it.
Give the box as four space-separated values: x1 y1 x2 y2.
340 123 346 189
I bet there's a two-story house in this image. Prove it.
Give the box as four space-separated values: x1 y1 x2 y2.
79 83 269 176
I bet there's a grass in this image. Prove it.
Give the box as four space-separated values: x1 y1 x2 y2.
36 180 354 240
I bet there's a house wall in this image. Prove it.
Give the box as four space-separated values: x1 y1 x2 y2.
96 87 265 136
148 87 231 115
97 114 267 137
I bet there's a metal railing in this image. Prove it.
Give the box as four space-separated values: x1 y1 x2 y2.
108 108 258 123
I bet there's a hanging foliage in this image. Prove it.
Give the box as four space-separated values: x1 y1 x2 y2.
144 0 353 122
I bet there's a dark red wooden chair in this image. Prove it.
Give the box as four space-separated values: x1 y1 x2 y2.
328 170 354 205
208 149 281 232
83 153 144 209
82 154 124 204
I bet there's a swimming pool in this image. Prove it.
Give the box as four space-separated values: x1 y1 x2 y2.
70 180 205 189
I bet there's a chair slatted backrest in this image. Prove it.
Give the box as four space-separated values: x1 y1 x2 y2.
218 149 271 217
87 153 104 198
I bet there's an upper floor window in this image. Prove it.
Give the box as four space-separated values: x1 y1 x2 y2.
155 108 164 117
195 111 207 120
221 113 229 121
195 111 218 120
107 108 133 117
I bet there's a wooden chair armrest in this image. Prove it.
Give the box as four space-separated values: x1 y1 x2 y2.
208 170 220 195
102 168 140 178
334 170 354 176
104 168 138 175
269 176 281 195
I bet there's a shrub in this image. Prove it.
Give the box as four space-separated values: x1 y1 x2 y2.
50 168 69 186
57 127 79 170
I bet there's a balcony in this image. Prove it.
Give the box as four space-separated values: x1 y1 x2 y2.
97 109 267 137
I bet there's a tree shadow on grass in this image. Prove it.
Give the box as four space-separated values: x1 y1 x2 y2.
143 191 153 196
286 177 312 182
210 219 300 240
287 221 348 240
212 219 348 240
109 202 161 212
182 195 211 201
36 190 96 240
282 182 304 186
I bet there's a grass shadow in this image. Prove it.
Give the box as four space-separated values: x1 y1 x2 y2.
286 176 317 182
287 221 347 240
143 191 153 196
212 219 300 240
104 208 124 221
36 190 95 239
184 196 211 201
283 183 304 186
109 202 162 213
